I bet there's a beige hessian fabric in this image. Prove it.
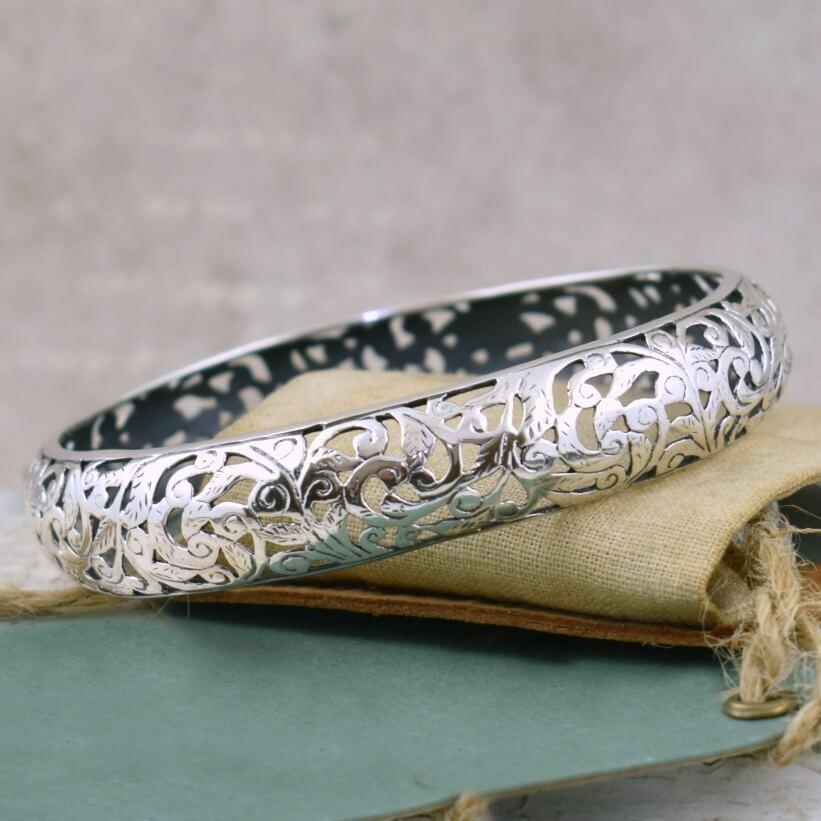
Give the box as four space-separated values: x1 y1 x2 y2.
219 370 821 629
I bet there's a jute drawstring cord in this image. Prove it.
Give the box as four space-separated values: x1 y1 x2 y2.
0 586 133 619
710 505 821 764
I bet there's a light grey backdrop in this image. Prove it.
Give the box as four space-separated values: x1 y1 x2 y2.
2 1 819 486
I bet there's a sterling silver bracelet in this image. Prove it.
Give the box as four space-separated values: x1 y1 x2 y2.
26 267 789 597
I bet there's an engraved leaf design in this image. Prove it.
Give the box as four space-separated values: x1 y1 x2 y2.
62 468 82 530
399 415 436 465
217 540 254 576
521 386 554 441
121 465 155 527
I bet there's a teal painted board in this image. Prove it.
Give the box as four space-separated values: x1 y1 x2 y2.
0 605 789 820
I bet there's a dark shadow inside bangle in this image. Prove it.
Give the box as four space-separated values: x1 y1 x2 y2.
62 269 721 452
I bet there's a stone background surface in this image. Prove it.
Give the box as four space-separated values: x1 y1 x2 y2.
1 3 820 816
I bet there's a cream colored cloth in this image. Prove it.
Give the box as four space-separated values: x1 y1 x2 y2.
220 370 821 629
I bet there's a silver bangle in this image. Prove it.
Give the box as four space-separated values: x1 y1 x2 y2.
26 267 789 597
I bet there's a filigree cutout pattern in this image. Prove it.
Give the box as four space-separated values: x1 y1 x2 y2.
26 271 789 596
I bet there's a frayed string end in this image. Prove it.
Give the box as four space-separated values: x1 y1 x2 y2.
710 504 821 763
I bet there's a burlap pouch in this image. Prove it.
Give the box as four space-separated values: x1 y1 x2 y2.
210 369 817 624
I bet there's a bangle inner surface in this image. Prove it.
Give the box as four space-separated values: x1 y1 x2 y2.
62 269 722 452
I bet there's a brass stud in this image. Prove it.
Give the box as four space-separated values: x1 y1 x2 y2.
722 690 800 720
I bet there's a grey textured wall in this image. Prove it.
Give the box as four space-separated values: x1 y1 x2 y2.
2 1 819 484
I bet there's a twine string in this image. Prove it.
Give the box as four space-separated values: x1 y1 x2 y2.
713 505 821 763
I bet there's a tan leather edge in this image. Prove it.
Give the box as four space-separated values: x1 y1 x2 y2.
195 564 821 647
196 582 730 647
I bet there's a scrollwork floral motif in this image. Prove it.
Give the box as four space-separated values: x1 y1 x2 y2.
25 273 789 596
